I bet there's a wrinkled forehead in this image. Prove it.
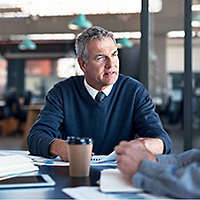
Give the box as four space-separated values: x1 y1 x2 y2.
86 37 118 55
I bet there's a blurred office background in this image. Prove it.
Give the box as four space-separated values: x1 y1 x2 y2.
0 0 199 153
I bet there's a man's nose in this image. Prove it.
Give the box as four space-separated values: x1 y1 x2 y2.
105 57 114 68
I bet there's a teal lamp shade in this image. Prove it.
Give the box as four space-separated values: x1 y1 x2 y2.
18 37 37 50
0 54 5 61
68 14 92 30
117 38 133 48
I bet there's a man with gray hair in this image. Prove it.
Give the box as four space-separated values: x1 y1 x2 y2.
27 26 171 161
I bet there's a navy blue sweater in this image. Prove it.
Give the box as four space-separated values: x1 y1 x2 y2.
27 74 172 157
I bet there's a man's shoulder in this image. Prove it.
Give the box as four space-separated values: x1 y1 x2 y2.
115 74 148 99
47 76 84 95
53 75 84 89
56 75 83 86
117 74 143 88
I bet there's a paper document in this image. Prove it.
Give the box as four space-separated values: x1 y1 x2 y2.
28 155 69 166
62 186 156 199
100 168 142 193
0 154 38 178
0 150 29 157
29 151 117 167
91 151 117 166
63 186 116 199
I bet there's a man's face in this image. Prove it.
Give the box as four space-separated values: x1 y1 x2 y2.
80 37 119 91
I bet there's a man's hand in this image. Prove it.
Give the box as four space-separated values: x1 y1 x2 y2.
115 140 157 179
49 139 69 161
131 137 164 155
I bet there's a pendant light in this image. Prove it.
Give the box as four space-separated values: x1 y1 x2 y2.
117 38 134 48
68 14 92 30
0 54 5 61
18 37 37 50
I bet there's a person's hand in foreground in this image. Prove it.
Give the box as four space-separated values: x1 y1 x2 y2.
115 140 157 181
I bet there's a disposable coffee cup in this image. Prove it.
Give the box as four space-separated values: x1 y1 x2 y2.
66 137 93 177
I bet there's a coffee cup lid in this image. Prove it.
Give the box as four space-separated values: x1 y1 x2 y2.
66 136 93 144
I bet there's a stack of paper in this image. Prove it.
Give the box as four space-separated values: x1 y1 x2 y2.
90 151 117 166
0 154 38 178
100 168 142 193
29 155 69 166
28 151 117 167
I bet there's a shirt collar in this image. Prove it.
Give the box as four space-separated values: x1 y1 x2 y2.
84 79 113 100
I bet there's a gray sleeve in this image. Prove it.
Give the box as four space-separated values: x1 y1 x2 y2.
156 149 200 166
133 149 200 198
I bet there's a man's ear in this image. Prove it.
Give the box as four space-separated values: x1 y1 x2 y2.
78 57 86 73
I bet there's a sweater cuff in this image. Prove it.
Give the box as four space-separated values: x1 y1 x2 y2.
156 154 177 164
132 159 158 188
47 138 58 158
134 159 164 180
132 172 145 189
157 136 171 154
37 134 57 158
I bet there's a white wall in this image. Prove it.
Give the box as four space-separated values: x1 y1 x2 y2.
166 38 200 73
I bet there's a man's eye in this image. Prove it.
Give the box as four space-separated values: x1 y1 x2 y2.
97 56 105 61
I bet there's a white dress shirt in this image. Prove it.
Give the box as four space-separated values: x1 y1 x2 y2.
84 79 113 100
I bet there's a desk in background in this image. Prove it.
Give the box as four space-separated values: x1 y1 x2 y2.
0 100 19 136
0 101 4 119
22 103 43 149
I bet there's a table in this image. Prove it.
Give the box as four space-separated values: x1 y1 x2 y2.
0 150 109 199
0 164 103 199
0 150 163 199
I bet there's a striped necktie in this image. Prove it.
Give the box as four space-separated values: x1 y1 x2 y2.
95 91 106 102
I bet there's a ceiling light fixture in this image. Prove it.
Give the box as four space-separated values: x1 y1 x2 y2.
167 31 196 38
18 36 37 50
192 4 200 11
68 14 92 30
0 54 5 61
117 38 133 48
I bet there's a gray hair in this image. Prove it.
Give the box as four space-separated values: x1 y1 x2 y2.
75 26 116 64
